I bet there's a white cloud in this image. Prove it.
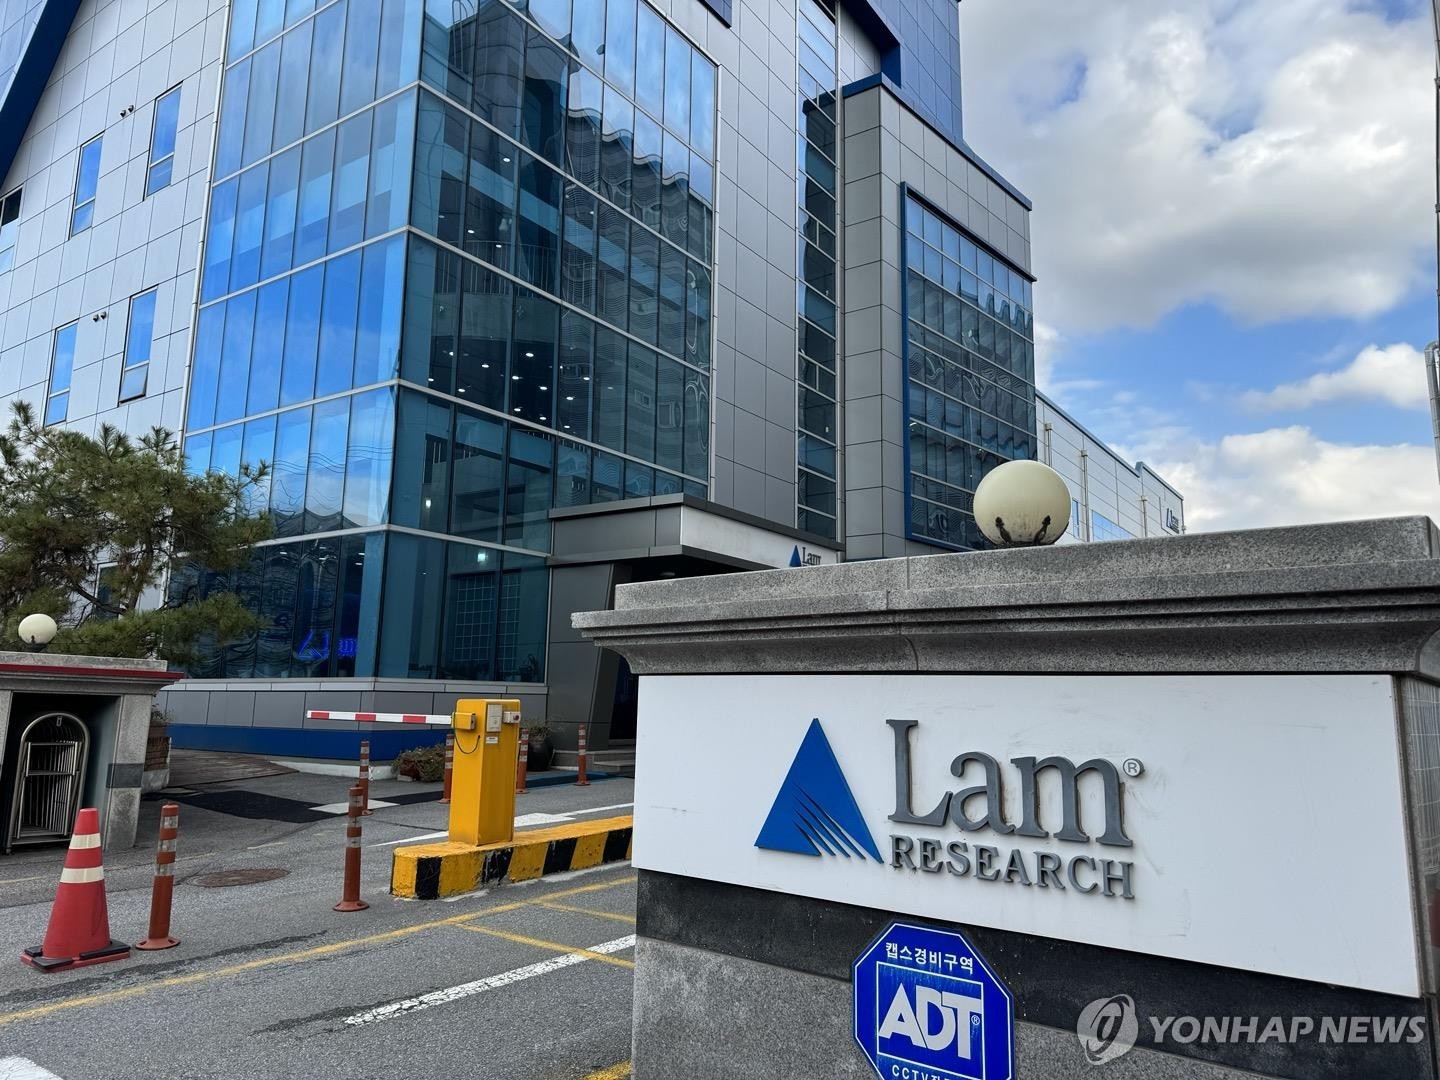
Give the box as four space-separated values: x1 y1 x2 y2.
1239 343 1430 412
960 1 1432 333
1130 425 1440 532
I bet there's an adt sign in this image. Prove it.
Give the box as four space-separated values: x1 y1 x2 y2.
855 923 1013 1080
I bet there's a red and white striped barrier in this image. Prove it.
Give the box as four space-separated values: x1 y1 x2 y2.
306 711 451 726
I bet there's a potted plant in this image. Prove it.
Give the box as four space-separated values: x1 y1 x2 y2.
525 722 555 772
143 708 172 793
394 743 445 782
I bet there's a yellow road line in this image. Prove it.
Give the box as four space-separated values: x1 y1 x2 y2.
539 901 636 925
0 873 637 1027
458 925 635 968
584 1064 632 1079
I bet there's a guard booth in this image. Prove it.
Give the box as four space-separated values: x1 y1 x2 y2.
0 652 181 852
5 711 88 853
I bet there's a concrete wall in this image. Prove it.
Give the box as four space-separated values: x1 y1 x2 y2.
840 81 1033 559
0 0 226 439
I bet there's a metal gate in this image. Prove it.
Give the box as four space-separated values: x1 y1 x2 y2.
6 712 88 853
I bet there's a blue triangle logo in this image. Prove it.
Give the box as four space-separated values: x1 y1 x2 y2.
756 719 883 862
789 545 803 567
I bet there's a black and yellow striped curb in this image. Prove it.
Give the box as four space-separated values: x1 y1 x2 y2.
391 816 634 899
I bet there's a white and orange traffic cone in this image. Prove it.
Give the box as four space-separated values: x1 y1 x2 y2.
21 808 131 972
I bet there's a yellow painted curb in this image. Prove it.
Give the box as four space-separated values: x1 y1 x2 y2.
391 816 635 899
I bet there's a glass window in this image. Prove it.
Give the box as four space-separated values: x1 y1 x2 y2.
690 51 716 158
506 427 552 550
295 127 336 265
216 290 257 425
261 146 300 280
663 27 690 139
557 311 591 438
565 66 602 189
367 92 415 239
306 395 349 531
660 132 688 249
329 110 373 252
510 290 556 422
631 110 662 230
376 0 423 97
401 238 458 391
316 250 361 396
290 536 342 675
604 0 635 95
249 279 288 414
465 120 516 268
230 161 268 292
635 4 665 121
185 431 212 476
458 260 509 407
255 0 285 44
530 0 570 38
210 423 243 478
498 551 547 681
271 405 311 536
229 0 258 61
243 41 280 166
216 59 250 179
625 341 656 461
593 326 626 450
521 27 567 165
412 93 466 246
0 187 20 274
146 86 182 197
451 409 504 541
555 440 591 507
343 387 395 527
657 243 685 358
305 2 346 133
595 202 628 328
560 183 596 311
600 87 632 210
474 4 525 140
355 234 406 387
627 224 658 344
339 0 381 116
45 323 77 426
70 135 102 235
281 263 323 404
379 533 444 678
119 289 158 402
571 0 605 73
188 304 225 429
686 258 710 369
516 154 561 295
201 178 237 302
683 365 708 477
273 18 313 151
393 391 450 530
241 415 277 516
624 460 653 498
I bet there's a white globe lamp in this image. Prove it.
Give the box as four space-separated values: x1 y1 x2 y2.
973 460 1071 547
18 612 58 651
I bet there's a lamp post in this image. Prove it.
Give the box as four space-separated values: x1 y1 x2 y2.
1426 342 1440 484
17 613 58 652
973 460 1072 548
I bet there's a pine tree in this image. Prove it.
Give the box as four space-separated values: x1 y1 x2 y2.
0 401 272 663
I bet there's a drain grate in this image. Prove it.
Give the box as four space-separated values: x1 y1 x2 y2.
192 868 290 888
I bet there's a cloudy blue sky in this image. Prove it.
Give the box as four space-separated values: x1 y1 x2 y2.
959 0 1436 531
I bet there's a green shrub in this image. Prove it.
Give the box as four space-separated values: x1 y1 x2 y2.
394 743 446 782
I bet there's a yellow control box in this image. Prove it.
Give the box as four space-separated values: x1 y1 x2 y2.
448 698 522 847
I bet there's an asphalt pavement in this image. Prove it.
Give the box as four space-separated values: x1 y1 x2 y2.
0 764 637 1080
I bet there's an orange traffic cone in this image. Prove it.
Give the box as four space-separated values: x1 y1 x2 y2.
21 808 131 972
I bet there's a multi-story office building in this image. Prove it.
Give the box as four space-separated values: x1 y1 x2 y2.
0 0 1181 759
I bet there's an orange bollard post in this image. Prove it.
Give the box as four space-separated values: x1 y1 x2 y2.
439 732 455 804
515 733 529 795
358 738 373 815
576 723 590 787
334 784 369 912
135 803 180 950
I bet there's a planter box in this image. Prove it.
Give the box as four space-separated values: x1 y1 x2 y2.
142 733 170 793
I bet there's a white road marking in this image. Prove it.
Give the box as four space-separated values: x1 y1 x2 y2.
368 803 634 848
341 935 636 1027
0 1057 64 1080
310 800 397 814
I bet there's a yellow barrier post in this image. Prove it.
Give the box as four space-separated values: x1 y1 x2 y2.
448 698 523 847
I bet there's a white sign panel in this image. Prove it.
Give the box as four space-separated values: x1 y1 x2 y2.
634 674 1418 996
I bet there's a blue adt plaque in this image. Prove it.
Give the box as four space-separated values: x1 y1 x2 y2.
854 922 1014 1080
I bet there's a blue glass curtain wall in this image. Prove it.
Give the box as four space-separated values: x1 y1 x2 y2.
901 192 1037 551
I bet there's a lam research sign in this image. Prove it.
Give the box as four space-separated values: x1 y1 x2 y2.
854 922 1013 1080
632 674 1419 997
